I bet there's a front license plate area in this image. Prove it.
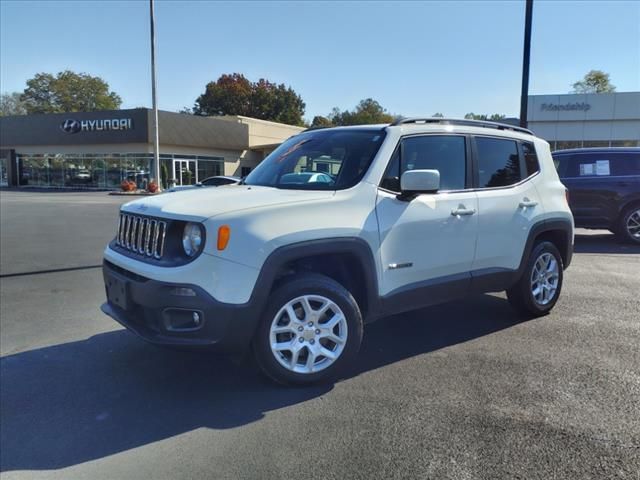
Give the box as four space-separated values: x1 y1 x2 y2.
106 273 130 310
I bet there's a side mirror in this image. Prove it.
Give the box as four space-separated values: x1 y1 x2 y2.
399 169 440 200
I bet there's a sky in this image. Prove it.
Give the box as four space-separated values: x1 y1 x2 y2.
1 0 639 121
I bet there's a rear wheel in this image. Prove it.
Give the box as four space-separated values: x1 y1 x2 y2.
507 241 564 318
252 273 363 385
616 205 640 245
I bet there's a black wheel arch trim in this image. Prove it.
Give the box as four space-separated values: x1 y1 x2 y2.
247 237 381 323
517 218 573 276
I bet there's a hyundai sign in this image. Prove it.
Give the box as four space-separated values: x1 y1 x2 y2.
60 118 133 134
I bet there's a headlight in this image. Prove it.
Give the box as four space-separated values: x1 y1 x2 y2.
182 222 203 257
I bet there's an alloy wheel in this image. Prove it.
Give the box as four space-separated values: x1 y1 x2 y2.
530 252 560 306
626 209 640 240
269 295 348 374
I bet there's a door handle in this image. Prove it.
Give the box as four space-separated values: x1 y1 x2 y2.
451 207 476 216
519 198 538 208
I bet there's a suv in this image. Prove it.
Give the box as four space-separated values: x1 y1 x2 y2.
101 118 574 385
553 148 640 244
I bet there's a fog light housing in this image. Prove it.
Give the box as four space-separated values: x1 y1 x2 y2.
162 308 204 331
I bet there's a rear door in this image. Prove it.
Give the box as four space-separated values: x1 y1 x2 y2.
471 136 545 275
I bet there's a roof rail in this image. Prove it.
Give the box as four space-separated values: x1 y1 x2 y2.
390 117 533 135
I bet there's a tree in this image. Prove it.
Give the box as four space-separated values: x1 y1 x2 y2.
194 73 306 126
571 70 616 93
20 71 122 114
464 113 506 121
310 115 333 128
0 92 28 116
432 112 444 118
329 98 395 126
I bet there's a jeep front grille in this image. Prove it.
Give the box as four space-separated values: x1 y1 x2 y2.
115 213 167 259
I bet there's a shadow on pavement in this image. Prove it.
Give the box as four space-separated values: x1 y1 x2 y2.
573 232 640 255
1 294 521 472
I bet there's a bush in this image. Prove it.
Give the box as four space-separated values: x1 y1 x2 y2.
121 180 136 192
147 180 159 193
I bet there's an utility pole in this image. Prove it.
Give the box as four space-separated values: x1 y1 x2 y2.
149 0 161 189
519 0 534 128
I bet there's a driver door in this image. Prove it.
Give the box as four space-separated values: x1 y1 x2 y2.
375 135 478 312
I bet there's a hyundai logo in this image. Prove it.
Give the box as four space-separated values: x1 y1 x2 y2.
60 119 81 134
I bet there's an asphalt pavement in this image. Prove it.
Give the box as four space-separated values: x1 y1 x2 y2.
1 190 639 479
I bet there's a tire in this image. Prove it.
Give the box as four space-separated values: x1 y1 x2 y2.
616 205 640 245
507 241 564 318
252 273 363 386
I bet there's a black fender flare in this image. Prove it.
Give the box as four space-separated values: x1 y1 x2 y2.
517 218 574 276
245 237 381 324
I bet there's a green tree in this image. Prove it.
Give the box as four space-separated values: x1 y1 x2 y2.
0 92 28 116
329 98 395 126
194 73 305 126
571 70 616 93
464 113 506 121
21 71 122 114
310 115 333 128
432 112 444 118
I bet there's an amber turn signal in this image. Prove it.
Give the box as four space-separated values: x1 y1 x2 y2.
217 225 231 250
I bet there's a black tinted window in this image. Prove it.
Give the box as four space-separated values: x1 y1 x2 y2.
522 142 540 177
554 152 640 178
612 154 640 175
476 137 521 188
401 136 466 190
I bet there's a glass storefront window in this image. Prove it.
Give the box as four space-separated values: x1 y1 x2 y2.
611 140 639 147
16 153 224 189
583 141 610 148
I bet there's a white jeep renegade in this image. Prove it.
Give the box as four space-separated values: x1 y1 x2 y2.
101 118 574 385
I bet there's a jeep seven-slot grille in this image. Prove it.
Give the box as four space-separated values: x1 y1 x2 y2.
116 213 167 259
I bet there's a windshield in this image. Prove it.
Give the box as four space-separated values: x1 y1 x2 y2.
244 129 386 190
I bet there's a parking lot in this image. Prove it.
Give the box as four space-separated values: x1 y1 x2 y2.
1 190 639 479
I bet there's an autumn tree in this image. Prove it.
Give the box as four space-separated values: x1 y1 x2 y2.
194 73 305 126
571 70 616 93
20 71 122 114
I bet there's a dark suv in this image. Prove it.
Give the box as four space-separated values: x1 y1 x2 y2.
553 148 640 244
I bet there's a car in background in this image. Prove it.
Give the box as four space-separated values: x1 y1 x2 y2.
167 175 240 192
553 147 640 244
279 172 335 185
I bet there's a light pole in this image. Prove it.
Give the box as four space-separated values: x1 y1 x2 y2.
149 0 161 190
520 0 534 128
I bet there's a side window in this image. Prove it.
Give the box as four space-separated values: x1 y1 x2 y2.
522 141 540 177
609 153 640 176
380 136 467 192
476 137 521 188
563 152 640 177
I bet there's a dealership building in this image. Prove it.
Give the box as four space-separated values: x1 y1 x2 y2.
0 108 304 188
527 91 639 150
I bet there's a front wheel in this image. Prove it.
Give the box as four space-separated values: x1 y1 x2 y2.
252 273 363 385
507 241 564 318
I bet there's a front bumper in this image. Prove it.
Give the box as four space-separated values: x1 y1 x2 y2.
101 261 258 351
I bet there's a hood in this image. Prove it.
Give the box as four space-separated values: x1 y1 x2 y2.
121 185 334 222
